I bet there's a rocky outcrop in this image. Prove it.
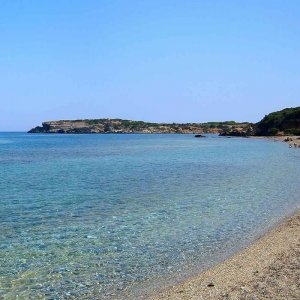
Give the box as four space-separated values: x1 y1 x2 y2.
219 123 255 137
29 119 243 134
28 120 100 134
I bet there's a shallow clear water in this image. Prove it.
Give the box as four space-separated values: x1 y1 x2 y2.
0 133 299 299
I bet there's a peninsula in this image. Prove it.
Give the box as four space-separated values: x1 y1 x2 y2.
28 119 250 134
28 106 299 136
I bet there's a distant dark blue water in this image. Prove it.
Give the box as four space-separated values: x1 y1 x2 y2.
0 133 299 299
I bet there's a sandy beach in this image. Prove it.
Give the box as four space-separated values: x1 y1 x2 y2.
272 135 300 147
267 135 300 147
149 211 300 300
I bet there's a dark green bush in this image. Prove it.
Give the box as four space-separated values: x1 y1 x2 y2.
284 128 300 135
269 128 279 135
256 107 300 135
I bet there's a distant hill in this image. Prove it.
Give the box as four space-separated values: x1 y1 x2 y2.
256 107 300 136
28 107 300 136
28 119 246 134
220 107 300 137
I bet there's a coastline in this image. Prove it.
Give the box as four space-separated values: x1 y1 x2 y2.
252 135 300 147
148 210 300 300
274 135 300 147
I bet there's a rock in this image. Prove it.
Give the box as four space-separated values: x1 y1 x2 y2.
219 124 255 137
241 286 249 292
207 282 215 287
194 134 205 138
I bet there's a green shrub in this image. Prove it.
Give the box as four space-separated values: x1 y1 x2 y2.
256 106 300 135
269 128 279 135
284 128 300 135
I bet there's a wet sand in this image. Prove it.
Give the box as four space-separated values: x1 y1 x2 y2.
257 135 300 147
149 211 300 300
275 135 300 147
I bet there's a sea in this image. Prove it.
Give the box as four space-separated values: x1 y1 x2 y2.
0 133 299 299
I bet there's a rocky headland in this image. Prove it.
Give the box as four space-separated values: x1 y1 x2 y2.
28 119 240 134
220 106 300 137
28 107 300 138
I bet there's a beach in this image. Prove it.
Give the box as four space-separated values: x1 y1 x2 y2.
1 133 299 299
261 135 300 147
149 211 300 300
276 136 300 147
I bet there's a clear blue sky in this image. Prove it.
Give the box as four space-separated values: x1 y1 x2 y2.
1 0 299 131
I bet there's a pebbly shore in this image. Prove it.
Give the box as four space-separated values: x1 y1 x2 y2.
148 211 300 300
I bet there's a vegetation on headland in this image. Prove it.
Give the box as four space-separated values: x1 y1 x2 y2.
220 106 300 137
28 107 300 136
255 107 300 136
28 119 248 134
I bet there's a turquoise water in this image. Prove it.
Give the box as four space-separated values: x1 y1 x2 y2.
0 133 299 299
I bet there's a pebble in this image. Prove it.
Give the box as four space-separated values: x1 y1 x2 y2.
86 235 96 239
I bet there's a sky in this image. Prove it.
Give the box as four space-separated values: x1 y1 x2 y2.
0 0 299 131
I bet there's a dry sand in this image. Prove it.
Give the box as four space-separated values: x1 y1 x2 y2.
149 211 300 300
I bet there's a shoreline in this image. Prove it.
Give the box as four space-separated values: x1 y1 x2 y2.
252 135 300 147
148 210 300 300
274 135 300 147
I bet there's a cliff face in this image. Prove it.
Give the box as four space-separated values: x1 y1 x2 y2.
29 120 95 134
219 123 256 137
28 119 229 134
